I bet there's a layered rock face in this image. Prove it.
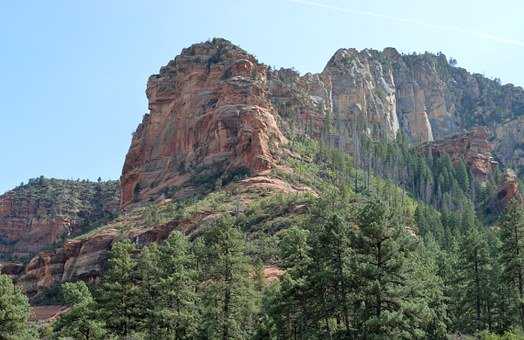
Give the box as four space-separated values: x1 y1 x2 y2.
322 48 400 141
417 128 497 179
0 179 119 260
266 48 523 164
121 39 524 207
121 38 286 208
486 169 521 216
18 216 178 297
377 49 524 142
268 68 332 139
494 116 524 176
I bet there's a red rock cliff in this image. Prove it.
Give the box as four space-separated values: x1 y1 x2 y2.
120 38 286 208
0 179 119 260
417 127 497 179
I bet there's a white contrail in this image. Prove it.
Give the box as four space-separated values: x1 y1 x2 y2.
287 0 524 48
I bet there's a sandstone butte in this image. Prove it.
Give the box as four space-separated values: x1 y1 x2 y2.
1 38 523 298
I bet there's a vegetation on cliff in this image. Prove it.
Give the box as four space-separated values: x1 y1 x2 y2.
1 136 519 339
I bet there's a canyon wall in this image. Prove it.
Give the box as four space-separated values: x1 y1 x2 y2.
0 179 119 260
3 38 523 296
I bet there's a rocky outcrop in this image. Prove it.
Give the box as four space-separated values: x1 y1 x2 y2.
267 47 523 154
30 305 69 325
19 215 178 297
268 68 332 139
494 116 524 177
383 50 524 142
262 265 284 283
322 48 400 141
0 261 24 278
417 127 497 179
120 39 524 208
486 169 521 216
120 38 286 208
0 179 119 260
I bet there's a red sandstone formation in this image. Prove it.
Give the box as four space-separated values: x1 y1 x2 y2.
418 127 497 179
0 179 119 259
487 169 522 215
120 38 286 208
30 305 69 325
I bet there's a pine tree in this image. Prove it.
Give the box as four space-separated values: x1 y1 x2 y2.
499 200 524 330
197 215 258 339
270 226 314 339
157 231 200 338
351 199 425 338
485 232 513 333
97 240 142 336
459 227 492 333
136 232 200 339
0 274 32 339
307 199 353 337
455 159 470 194
434 234 464 332
135 243 164 337
407 239 449 339
53 281 107 339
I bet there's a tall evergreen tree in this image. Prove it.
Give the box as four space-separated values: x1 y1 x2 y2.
272 226 316 339
197 215 258 340
351 199 425 338
307 197 354 337
137 232 200 339
96 240 142 336
499 201 524 330
412 237 449 338
156 231 200 339
459 227 492 333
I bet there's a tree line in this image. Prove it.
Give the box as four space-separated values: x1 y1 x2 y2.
2 193 523 339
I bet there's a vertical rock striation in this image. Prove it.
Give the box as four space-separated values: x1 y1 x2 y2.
120 38 286 208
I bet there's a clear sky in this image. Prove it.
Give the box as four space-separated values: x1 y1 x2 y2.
1 0 523 194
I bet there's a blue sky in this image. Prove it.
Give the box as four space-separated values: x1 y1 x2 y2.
1 0 523 194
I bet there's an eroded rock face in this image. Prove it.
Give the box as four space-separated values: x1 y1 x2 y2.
268 47 524 152
487 169 521 216
121 40 524 208
121 38 286 208
0 179 119 260
494 116 524 177
417 128 497 179
322 48 400 141
268 68 332 139
382 49 524 143
18 217 177 297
